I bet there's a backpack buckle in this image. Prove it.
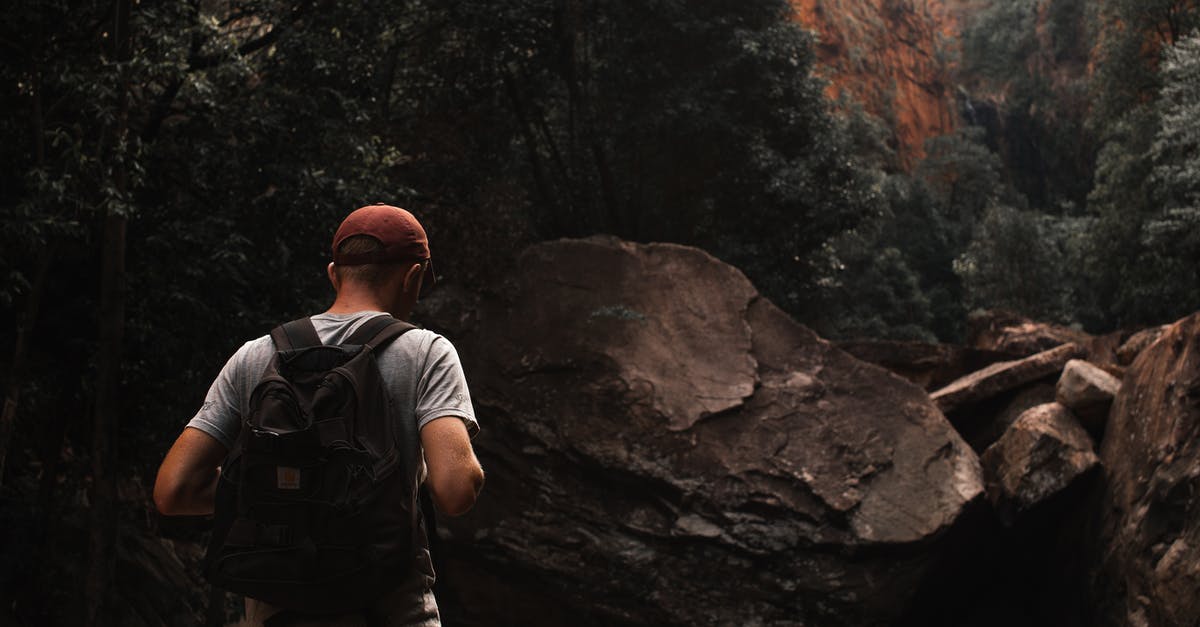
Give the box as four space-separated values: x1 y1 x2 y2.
250 427 281 453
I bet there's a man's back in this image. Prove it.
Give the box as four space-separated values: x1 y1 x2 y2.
185 311 478 626
155 204 483 627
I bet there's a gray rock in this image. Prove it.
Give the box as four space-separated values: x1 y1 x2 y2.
419 236 984 627
1055 359 1121 433
930 343 1087 413
980 402 1098 523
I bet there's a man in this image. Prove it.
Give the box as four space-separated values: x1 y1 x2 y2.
154 204 484 626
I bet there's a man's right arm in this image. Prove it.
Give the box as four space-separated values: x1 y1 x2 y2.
155 339 256 515
420 416 484 515
153 427 227 515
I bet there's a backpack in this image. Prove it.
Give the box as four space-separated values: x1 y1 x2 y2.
204 314 420 614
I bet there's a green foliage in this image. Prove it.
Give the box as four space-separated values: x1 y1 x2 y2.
816 174 942 342
1137 31 1200 319
1152 32 1200 213
918 127 1022 240
1082 5 1200 328
1090 0 1198 133
954 206 1080 322
961 0 1041 85
816 120 1008 343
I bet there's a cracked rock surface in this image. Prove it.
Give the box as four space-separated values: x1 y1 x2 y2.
418 236 983 627
1089 313 1200 627
980 402 1098 522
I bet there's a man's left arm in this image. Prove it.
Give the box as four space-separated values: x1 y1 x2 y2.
415 335 483 515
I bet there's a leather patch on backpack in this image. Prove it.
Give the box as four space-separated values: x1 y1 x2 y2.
276 466 301 490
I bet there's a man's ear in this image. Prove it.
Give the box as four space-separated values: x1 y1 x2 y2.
402 261 425 297
327 262 340 290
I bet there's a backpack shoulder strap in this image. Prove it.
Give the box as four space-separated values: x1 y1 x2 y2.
269 317 322 351
345 315 417 350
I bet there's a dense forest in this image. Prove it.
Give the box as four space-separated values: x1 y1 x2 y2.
2 0 1199 624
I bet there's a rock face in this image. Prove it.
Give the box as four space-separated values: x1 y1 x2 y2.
930 343 1086 414
1090 313 1200 626
980 403 1098 523
1055 359 1120 434
420 237 984 627
791 0 958 167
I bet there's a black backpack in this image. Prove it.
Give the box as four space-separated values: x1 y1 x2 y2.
204 314 420 614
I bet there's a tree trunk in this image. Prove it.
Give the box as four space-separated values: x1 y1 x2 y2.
85 0 132 623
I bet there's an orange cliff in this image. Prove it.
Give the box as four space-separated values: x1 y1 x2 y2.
792 0 968 168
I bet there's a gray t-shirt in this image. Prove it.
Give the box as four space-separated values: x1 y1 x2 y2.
188 310 478 448
184 310 478 626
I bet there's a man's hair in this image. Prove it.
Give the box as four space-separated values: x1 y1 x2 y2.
334 235 399 288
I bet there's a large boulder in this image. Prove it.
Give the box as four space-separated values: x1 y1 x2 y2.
1089 313 1200 626
419 237 983 627
980 403 1098 524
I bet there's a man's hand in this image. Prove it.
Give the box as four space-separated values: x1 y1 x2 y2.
420 417 484 516
153 427 227 516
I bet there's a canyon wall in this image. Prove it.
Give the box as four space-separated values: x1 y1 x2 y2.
791 0 967 167
792 0 1094 198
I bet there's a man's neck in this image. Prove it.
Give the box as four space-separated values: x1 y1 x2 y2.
326 294 392 317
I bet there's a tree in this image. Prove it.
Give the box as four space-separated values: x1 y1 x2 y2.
815 171 959 342
917 127 1023 244
1082 2 1200 328
1140 31 1200 316
954 205 1079 322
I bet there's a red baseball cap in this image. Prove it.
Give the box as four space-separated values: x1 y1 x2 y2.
332 204 437 295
